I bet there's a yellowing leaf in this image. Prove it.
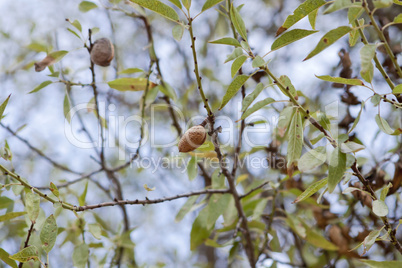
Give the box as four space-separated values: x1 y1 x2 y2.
143 184 156 191
108 78 157 91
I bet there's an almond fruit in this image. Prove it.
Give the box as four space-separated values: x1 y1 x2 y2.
90 38 114 67
178 125 207 153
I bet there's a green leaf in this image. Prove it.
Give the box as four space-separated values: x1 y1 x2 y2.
393 84 402 94
0 197 13 209
278 75 297 97
276 0 326 36
252 56 265 68
172 24 184 41
308 8 319 29
348 6 364 23
310 133 325 145
40 214 58 253
175 195 198 222
340 141 365 153
360 260 402 268
360 44 378 83
26 192 40 223
190 206 211 250
373 0 393 8
67 28 81 40
303 226 339 250
72 243 89 268
158 82 178 102
207 194 230 229
0 248 18 268
219 75 249 110
182 0 191 10
361 229 381 254
298 146 326 173
71 20 82 32
241 83 265 112
328 148 346 193
393 14 402 23
304 26 351 61
187 156 198 180
130 0 179 22
372 200 389 217
324 0 354 14
240 98 275 121
168 0 181 9
394 0 402 6
202 0 224 12
63 93 72 124
49 182 59 198
293 178 328 204
375 114 401 135
29 80 53 94
380 183 392 201
212 169 225 189
78 1 98 12
78 181 88 206
209 37 241 47
287 110 303 167
9 246 38 263
108 77 157 91
0 94 10 121
231 55 247 78
224 47 244 63
371 94 381 106
271 29 318 51
48 50 68 62
316 75 365 86
117 68 144 75
348 101 364 134
230 4 247 41
88 223 102 240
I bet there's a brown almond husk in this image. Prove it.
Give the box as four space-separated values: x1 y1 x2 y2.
178 125 206 153
90 38 114 67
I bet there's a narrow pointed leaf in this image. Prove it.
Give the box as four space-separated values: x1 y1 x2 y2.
0 212 27 222
328 148 346 193
0 248 18 268
287 110 303 167
360 260 402 268
241 83 265 112
360 44 378 83
175 195 198 222
293 177 328 204
240 98 275 121
324 0 354 14
202 0 224 12
29 81 53 94
230 4 247 41
316 75 365 86
130 0 179 22
271 29 318 51
340 141 365 153
0 95 11 121
304 26 351 61
392 84 402 94
276 0 326 36
219 75 249 110
375 114 401 135
231 55 247 78
308 8 319 29
108 78 157 91
209 37 241 47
